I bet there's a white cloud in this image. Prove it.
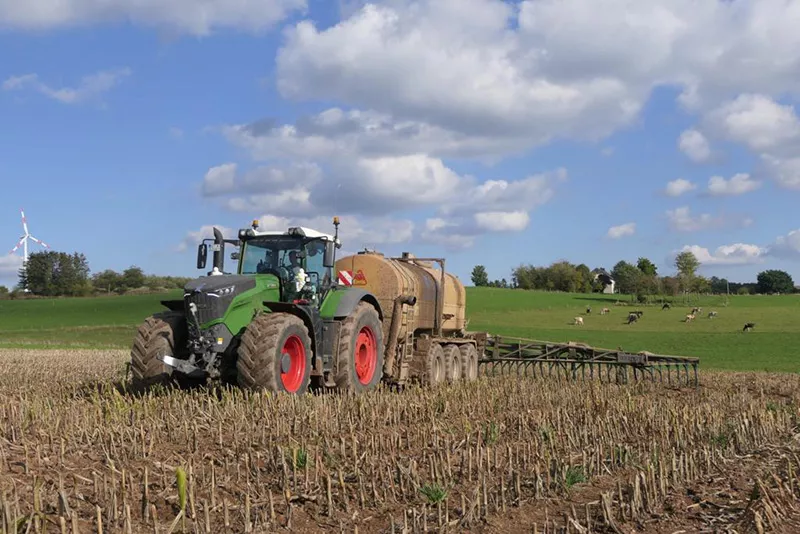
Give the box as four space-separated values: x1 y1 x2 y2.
664 178 697 197
607 222 636 239
2 68 131 104
202 163 237 196
678 129 711 162
474 211 529 232
680 244 766 266
703 94 800 190
276 0 800 147
0 0 306 35
707 173 762 196
666 206 729 232
768 228 800 259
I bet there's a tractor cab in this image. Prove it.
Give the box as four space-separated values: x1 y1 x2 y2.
235 222 340 305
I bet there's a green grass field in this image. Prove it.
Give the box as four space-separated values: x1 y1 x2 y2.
0 288 798 372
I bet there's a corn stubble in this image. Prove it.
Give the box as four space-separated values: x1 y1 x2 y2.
0 349 798 533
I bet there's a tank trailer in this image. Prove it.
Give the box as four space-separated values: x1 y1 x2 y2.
129 218 485 393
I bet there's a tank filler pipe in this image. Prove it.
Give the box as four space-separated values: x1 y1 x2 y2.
383 294 417 378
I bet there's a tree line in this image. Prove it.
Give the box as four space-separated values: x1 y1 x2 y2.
471 250 796 298
0 250 192 299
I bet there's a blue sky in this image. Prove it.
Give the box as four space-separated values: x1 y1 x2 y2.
2 0 800 289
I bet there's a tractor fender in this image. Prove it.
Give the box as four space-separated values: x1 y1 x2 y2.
331 288 383 320
161 300 184 312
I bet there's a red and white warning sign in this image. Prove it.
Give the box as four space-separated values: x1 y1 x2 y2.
338 270 353 286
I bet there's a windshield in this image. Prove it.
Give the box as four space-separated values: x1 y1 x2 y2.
239 235 330 282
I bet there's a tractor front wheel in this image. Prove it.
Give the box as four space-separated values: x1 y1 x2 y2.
129 312 189 391
335 302 385 393
237 313 312 394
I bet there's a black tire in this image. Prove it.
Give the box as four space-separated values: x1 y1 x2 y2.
129 312 188 390
444 344 461 382
237 312 312 394
459 343 479 381
335 302 385 393
423 342 445 386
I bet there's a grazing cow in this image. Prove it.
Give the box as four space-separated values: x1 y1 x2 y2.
685 313 696 322
691 307 702 315
662 303 671 310
743 322 755 332
627 313 639 324
634 310 644 318
574 316 584 326
708 311 718 319
600 307 611 315
586 306 592 314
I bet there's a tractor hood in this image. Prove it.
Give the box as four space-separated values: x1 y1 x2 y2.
184 275 258 326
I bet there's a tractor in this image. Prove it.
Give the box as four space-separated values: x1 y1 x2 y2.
129 218 386 394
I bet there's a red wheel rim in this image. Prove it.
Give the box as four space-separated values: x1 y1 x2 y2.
280 334 306 392
355 326 377 385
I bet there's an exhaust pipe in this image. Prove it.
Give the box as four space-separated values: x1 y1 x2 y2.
212 227 225 273
383 294 417 378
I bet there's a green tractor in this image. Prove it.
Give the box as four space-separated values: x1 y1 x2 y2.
129 218 387 394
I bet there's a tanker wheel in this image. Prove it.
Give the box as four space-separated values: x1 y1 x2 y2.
423 342 445 386
335 302 385 393
237 312 312 394
443 344 461 383
129 311 191 391
459 343 479 381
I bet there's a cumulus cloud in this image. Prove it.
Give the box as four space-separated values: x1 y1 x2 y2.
768 228 800 259
680 244 766 266
0 0 306 35
177 224 237 252
666 206 751 233
664 178 697 197
607 222 636 239
707 173 762 196
2 68 131 104
678 129 711 162
702 94 800 189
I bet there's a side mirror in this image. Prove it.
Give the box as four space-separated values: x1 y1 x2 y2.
197 244 208 269
323 242 335 268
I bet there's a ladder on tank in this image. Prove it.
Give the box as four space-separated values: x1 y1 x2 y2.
397 303 416 382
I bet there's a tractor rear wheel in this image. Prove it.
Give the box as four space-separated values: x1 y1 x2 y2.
237 312 312 394
444 344 461 382
423 342 445 386
459 343 479 381
129 311 188 390
335 302 385 393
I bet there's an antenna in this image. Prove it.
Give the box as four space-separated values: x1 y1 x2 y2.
8 207 50 272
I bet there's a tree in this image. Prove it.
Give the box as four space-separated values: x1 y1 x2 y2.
636 257 657 276
471 265 489 287
674 251 700 279
611 260 642 295
92 270 122 293
0 286 8 300
756 269 794 294
122 266 146 290
674 250 700 292
19 250 91 296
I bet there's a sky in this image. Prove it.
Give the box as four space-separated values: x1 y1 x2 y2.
2 0 800 289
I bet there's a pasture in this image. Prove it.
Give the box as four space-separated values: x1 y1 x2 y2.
1 288 798 372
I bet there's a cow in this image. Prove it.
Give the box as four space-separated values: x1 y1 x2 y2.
708 311 718 319
574 316 584 326
685 313 696 322
600 307 611 315
662 303 671 310
627 313 639 324
743 322 755 332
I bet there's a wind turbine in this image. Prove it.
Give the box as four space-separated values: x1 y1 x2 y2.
9 208 50 265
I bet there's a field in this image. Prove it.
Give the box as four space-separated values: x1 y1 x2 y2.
1 288 799 372
1 289 799 532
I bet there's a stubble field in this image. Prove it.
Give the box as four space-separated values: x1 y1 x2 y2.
0 289 799 532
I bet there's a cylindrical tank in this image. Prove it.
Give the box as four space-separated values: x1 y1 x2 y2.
334 250 466 338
